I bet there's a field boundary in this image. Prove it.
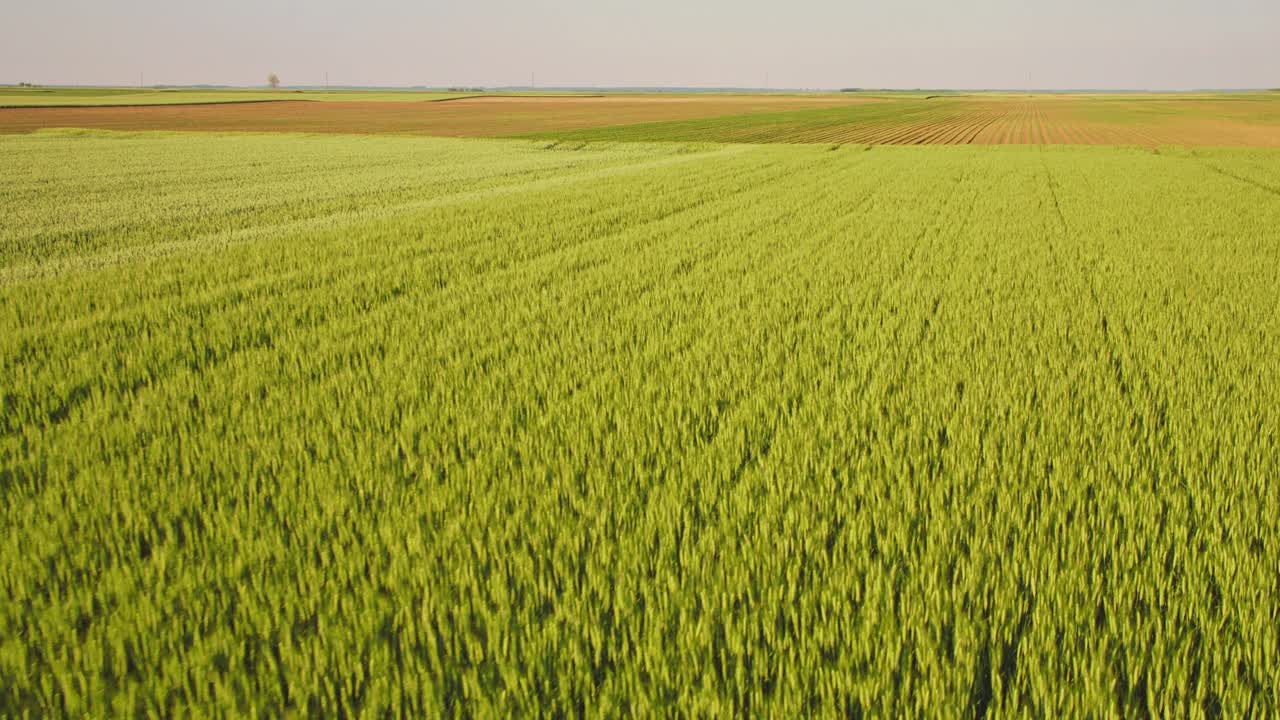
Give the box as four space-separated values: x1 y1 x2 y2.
0 95 494 110
0 98 309 110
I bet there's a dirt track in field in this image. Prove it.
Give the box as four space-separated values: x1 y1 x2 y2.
0 96 876 137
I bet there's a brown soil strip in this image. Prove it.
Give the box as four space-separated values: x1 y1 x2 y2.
0 99 308 111
0 96 873 136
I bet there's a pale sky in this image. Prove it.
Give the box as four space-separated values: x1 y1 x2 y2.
3 0 1276 90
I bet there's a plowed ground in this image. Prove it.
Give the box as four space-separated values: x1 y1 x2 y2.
4 93 1278 147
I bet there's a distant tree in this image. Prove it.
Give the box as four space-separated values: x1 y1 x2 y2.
267 73 280 89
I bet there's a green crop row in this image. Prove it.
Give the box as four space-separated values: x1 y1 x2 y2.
513 100 963 144
2 131 1277 716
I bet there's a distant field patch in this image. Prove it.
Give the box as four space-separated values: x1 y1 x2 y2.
0 95 877 135
6 90 1279 147
516 95 1280 148
0 88 481 107
7 93 1278 146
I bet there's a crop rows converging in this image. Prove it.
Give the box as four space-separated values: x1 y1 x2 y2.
516 97 1280 148
2 131 1278 716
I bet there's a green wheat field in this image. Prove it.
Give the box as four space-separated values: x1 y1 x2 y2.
3 128 1278 716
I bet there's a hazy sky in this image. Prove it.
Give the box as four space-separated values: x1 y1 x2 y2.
3 0 1276 89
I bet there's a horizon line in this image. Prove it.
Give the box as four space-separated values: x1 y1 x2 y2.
5 83 1278 94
